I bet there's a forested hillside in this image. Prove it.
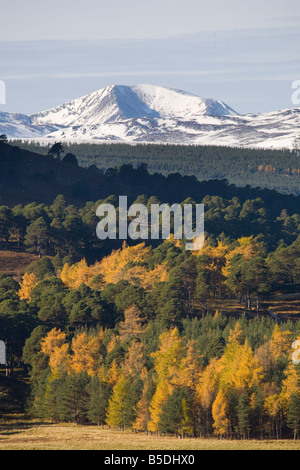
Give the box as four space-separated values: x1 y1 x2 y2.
1 235 300 439
0 141 299 441
12 141 300 196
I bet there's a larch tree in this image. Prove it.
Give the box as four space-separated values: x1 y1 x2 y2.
217 337 263 393
212 389 230 438
106 373 129 430
70 331 103 377
40 328 70 376
17 272 39 301
148 328 183 432
118 305 144 342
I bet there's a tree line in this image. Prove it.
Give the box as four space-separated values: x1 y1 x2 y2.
1 188 300 263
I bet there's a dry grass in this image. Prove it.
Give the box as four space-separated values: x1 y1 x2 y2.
0 250 38 277
207 297 300 322
0 422 299 450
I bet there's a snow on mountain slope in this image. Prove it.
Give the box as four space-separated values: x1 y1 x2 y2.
0 111 62 139
30 84 238 127
1 85 299 149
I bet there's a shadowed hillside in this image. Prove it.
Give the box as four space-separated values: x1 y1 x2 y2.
0 143 105 206
1 142 300 217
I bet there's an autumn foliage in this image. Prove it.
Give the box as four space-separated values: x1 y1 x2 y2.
28 315 300 438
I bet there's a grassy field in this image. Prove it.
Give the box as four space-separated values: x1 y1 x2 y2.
0 367 300 451
0 421 299 450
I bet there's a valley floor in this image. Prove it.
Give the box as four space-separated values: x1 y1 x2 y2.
0 421 299 450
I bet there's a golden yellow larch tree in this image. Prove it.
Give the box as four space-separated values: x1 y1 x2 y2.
106 372 128 429
191 236 211 257
133 368 153 432
122 340 145 376
59 258 91 289
69 331 103 377
227 322 244 344
118 305 144 342
212 389 230 437
206 241 229 292
106 360 120 388
195 358 219 412
47 343 70 375
269 324 293 360
58 241 169 292
148 380 169 433
95 242 152 285
280 362 299 411
40 328 70 375
124 261 169 291
151 327 183 387
174 340 202 390
41 328 67 357
218 337 263 392
17 272 39 301
195 239 229 273
106 334 119 354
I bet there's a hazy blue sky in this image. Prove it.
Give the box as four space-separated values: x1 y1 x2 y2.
2 0 300 41
1 0 300 114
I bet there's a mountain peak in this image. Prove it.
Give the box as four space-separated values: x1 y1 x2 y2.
2 84 299 149
30 84 238 127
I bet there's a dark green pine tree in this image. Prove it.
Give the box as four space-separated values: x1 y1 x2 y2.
287 392 300 439
55 371 91 424
250 388 265 440
87 376 111 426
158 387 193 437
26 256 55 281
24 217 50 256
48 142 65 160
123 374 143 428
236 392 251 439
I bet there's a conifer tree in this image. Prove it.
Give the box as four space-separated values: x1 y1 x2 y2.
87 376 111 426
158 387 192 436
287 390 300 439
17 272 39 301
133 369 155 433
287 367 300 439
236 392 251 439
212 389 230 438
148 328 183 432
106 373 128 430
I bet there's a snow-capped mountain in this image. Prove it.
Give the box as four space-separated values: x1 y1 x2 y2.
30 85 238 126
1 84 299 149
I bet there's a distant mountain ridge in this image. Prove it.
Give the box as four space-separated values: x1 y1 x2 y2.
31 85 238 126
1 84 299 149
